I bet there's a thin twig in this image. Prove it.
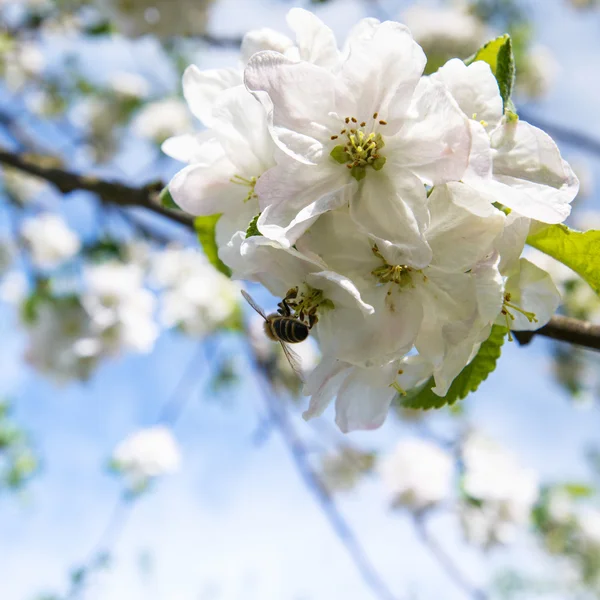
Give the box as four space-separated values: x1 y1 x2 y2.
253 361 401 600
413 515 488 600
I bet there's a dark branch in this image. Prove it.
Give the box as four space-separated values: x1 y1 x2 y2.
513 315 600 352
3 146 600 355
0 147 195 229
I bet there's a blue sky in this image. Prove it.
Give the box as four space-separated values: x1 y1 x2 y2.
2 1 600 599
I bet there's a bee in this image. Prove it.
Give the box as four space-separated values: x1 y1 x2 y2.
241 289 310 381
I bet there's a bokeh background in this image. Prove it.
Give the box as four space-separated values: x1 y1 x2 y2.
2 1 600 599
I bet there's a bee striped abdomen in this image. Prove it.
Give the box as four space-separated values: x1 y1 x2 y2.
270 316 309 343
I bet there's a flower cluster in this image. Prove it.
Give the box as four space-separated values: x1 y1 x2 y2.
166 9 579 432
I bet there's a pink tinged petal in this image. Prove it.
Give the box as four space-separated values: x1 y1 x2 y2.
183 66 242 127
350 172 432 269
302 357 352 421
504 258 560 331
334 363 398 433
427 183 505 272
211 85 275 174
389 77 471 185
256 161 353 246
241 28 295 64
168 157 239 216
287 8 340 69
244 52 337 162
432 59 503 130
337 21 425 131
487 119 579 223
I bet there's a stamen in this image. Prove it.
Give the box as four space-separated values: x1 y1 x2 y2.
331 135 338 140
390 381 407 396
379 120 387 125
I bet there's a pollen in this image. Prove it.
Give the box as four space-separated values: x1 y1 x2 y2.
371 244 415 288
329 116 387 181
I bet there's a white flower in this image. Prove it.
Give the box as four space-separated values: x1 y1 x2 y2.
245 18 471 253
433 58 579 223
380 438 454 511
298 183 505 391
166 85 275 246
112 426 181 487
461 432 539 546
83 262 158 354
23 298 100 383
0 271 28 304
21 213 81 269
225 235 375 367
133 99 192 144
2 166 47 204
577 507 600 548
109 71 150 99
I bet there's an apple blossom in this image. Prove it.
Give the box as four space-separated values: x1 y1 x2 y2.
380 438 454 511
21 213 81 270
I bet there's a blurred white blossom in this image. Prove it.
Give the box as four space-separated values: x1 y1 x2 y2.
518 45 560 99
380 438 454 511
109 71 150 99
112 426 181 489
82 262 158 354
152 246 239 336
461 432 539 546
2 166 47 204
133 98 192 144
21 213 81 269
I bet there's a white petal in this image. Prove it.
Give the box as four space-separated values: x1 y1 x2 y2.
287 8 340 69
302 357 352 420
487 119 579 223
494 212 531 276
338 21 425 131
464 120 493 180
335 362 398 433
241 28 295 64
161 132 213 164
256 159 352 246
212 85 274 174
296 209 379 280
504 258 560 330
168 157 239 216
244 52 337 162
472 253 504 324
183 66 242 127
432 59 503 130
307 270 374 315
389 77 471 185
350 171 432 268
427 183 505 272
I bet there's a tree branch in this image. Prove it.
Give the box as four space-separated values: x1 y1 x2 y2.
0 147 195 229
512 315 600 352
3 146 600 355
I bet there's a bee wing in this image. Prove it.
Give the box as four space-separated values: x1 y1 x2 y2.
280 341 305 383
241 289 267 320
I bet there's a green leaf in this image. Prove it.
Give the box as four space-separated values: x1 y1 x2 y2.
403 326 508 410
245 213 262 238
159 187 181 210
466 34 515 110
527 224 600 295
561 483 594 498
194 215 232 278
